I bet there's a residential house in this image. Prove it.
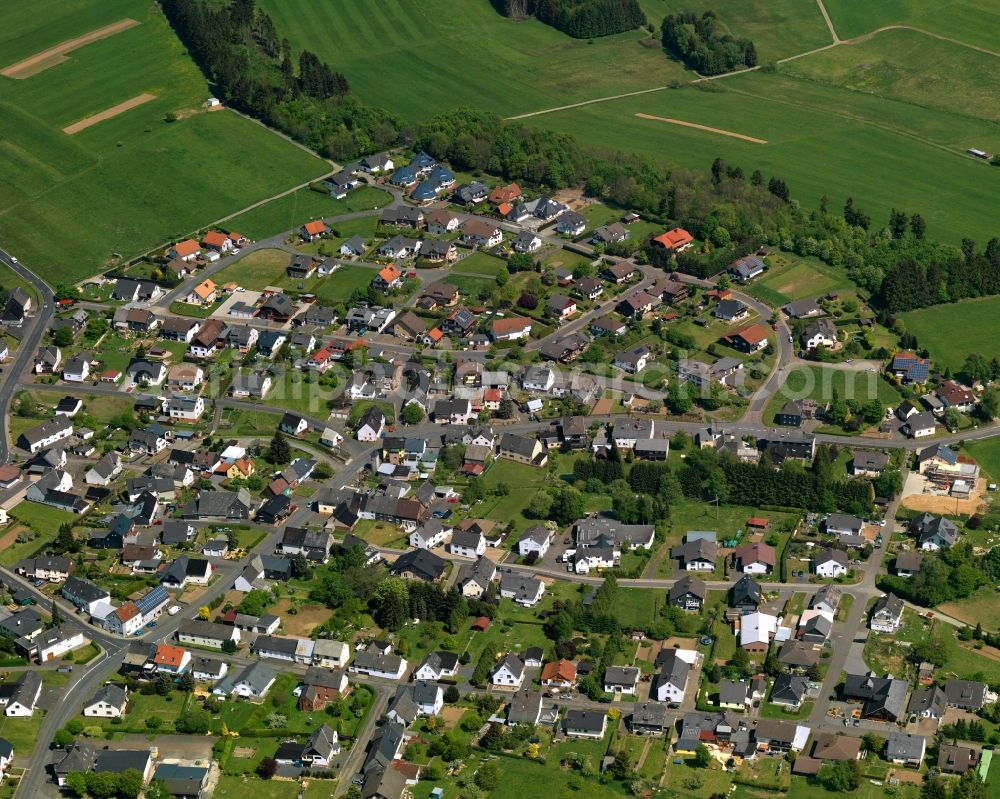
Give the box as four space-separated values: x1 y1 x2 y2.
491 654 526 689
870 593 904 633
671 538 718 572
727 255 766 282
651 228 693 252
814 548 848 578
670 575 707 612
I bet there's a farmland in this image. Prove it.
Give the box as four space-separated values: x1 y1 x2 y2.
0 0 329 284
821 0 1000 50
255 0 687 120
527 70 1000 245
899 296 1000 374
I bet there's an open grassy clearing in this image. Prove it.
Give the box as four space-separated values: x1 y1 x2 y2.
899 296 1000 373
453 251 506 277
256 0 687 121
748 253 856 305
763 364 902 424
964 437 1000 483
0 0 328 284
223 187 390 241
528 70 1000 245
821 0 1000 51
645 0 831 61
781 28 1000 123
213 249 375 304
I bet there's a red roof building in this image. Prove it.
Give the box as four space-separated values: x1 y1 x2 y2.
652 227 693 251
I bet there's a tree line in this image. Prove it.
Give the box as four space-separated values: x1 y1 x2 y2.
661 11 757 75
495 0 646 38
161 0 400 161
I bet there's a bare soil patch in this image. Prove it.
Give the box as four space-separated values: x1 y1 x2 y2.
272 600 331 637
901 491 985 515
440 705 465 731
634 113 768 144
63 93 156 134
0 526 26 552
2 19 141 79
592 398 614 415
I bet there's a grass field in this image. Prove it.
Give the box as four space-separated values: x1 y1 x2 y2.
899 296 1000 373
781 28 1000 123
648 0 831 61
454 251 506 277
0 0 328 284
748 253 856 306
223 187 390 241
255 0 687 120
821 0 1000 51
964 437 1000 483
528 68 1000 245
213 249 375 304
764 365 903 424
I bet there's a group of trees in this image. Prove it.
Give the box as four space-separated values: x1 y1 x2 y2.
661 11 757 75
497 0 646 38
162 0 399 160
63 769 147 799
921 770 988 799
877 238 1000 312
370 577 470 633
880 539 988 607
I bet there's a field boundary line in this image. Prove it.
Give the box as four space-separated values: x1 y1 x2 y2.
505 85 668 120
63 93 156 134
634 113 767 143
1 18 140 79
845 24 1000 59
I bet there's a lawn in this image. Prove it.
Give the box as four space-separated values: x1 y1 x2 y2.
0 711 43 756
0 0 329 283
255 0 688 120
900 296 1000 374
747 253 856 306
215 775 301 799
763 364 903 427
10 502 77 533
453 251 506 277
223 186 391 241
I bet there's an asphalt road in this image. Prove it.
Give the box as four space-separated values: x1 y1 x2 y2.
0 249 53 463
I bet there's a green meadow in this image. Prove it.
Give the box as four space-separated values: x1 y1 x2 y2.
0 0 328 284
900 296 1000 373
255 0 687 119
821 0 1000 50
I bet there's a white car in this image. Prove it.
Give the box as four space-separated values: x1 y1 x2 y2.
9 256 17 263
167 605 181 616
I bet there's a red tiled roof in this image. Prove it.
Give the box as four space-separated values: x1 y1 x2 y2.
653 228 693 249
202 230 228 248
303 220 327 236
172 239 199 257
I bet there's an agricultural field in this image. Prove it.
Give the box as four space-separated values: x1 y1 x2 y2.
748 253 856 306
899 296 1000 373
820 0 1000 50
0 0 329 284
255 0 687 120
781 28 1000 123
528 69 999 245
